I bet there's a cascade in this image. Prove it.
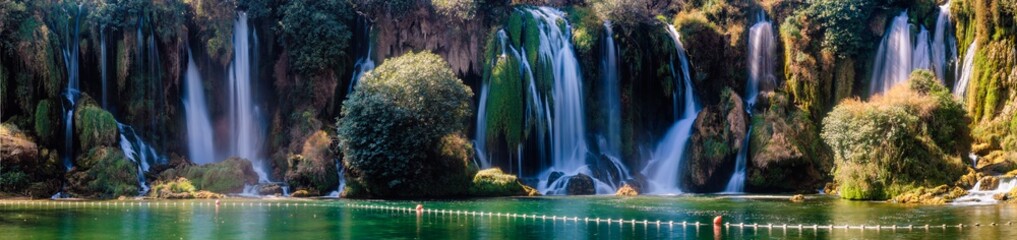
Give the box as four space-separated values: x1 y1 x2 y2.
932 1 958 82
519 7 627 195
100 29 108 109
725 13 774 193
227 12 268 182
600 21 622 158
640 25 701 194
869 12 913 96
183 49 216 164
954 42 977 97
346 19 376 93
61 4 83 171
912 27 931 71
954 178 1017 204
472 30 498 170
118 123 164 195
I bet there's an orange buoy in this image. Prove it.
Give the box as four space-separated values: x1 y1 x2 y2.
416 204 424 213
215 199 221 206
713 216 723 225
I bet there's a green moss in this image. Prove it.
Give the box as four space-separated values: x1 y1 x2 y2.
184 158 259 194
565 6 600 56
468 168 529 197
507 10 523 47
74 104 119 151
33 99 54 143
486 53 525 146
83 147 139 198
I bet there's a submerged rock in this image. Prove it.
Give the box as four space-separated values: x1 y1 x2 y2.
566 174 595 195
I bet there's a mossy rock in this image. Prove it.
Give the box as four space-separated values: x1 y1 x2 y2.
33 99 57 144
149 177 197 199
66 147 139 198
179 157 260 194
73 104 119 151
468 168 538 197
890 185 967 204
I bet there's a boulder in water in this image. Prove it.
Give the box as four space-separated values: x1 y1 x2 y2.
258 183 285 196
160 157 259 194
469 168 540 197
616 184 639 196
789 194 805 202
687 88 746 192
566 174 595 195
546 171 565 188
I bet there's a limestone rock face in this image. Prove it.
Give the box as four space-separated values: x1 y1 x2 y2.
685 89 746 192
371 5 488 76
1 125 38 165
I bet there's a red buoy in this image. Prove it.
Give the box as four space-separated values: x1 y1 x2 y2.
713 216 723 225
215 199 221 206
416 204 424 213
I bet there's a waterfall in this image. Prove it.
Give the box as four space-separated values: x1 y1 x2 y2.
932 1 958 82
745 12 775 108
600 21 622 158
183 49 216 164
227 12 268 182
640 25 701 194
869 12 913 96
912 27 931 71
473 29 494 169
954 42 977 97
954 178 1017 204
725 13 774 193
61 4 84 171
100 29 108 109
346 19 375 93
117 123 164 195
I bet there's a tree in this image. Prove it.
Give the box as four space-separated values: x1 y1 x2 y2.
337 52 475 198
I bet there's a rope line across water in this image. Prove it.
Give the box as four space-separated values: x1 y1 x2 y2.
1 200 1011 231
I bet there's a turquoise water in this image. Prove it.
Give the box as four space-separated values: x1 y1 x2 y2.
1 195 1015 239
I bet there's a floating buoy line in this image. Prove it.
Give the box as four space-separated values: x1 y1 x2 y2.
1 200 1010 232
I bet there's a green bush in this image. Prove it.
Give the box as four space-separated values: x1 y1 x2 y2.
337 51 475 198
279 0 354 74
821 70 969 200
801 0 878 58
285 131 339 194
74 104 119 151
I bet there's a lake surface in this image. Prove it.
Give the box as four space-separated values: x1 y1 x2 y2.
2 195 1015 239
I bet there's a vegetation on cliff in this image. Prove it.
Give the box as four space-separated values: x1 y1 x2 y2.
822 70 970 200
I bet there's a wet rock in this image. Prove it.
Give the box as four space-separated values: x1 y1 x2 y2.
979 176 1000 191
789 194 805 202
258 183 284 196
291 189 313 198
616 184 639 196
546 171 564 188
73 104 119 151
566 174 595 195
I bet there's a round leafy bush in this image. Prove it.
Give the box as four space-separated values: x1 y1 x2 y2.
337 51 475 198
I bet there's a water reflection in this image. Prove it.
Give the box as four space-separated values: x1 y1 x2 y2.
1 197 1016 239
